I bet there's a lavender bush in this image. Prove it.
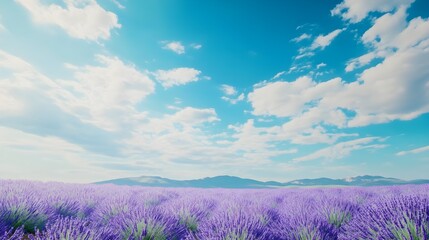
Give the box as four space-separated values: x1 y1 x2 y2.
0 180 428 239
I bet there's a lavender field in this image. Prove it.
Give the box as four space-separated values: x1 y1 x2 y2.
0 181 428 239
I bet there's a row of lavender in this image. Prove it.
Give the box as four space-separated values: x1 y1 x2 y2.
0 180 428 240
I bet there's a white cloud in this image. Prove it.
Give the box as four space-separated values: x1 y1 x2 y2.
331 0 415 23
295 51 315 60
111 0 125 9
134 106 218 134
124 108 242 166
344 2 429 75
247 76 361 145
249 26 429 128
0 126 139 183
125 113 304 170
0 50 231 175
293 137 386 162
0 50 53 115
289 126 355 145
16 0 121 41
248 76 343 118
0 50 155 131
249 76 313 117
316 63 327 69
362 7 408 48
397 145 429 156
345 51 385 72
162 41 185 54
0 50 304 181
292 33 312 43
190 43 202 50
171 107 219 126
394 17 429 50
220 84 244 104
154 67 202 88
230 116 353 147
227 119 298 161
272 71 286 79
59 55 155 130
222 93 244 105
0 50 235 175
345 48 429 127
292 30 343 60
220 84 237 96
311 29 345 50
361 9 429 54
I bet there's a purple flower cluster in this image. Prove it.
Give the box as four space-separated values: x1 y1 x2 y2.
0 180 428 239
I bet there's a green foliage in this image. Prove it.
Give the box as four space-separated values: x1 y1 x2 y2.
296 227 320 240
389 216 429 240
327 210 351 228
179 211 198 233
122 220 166 240
225 230 248 240
2 204 47 233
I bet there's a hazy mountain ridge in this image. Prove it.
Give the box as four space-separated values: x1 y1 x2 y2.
96 175 429 188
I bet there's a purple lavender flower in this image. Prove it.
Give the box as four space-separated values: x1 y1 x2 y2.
0 227 24 240
30 217 113 240
1 180 429 239
109 207 187 240
340 195 429 239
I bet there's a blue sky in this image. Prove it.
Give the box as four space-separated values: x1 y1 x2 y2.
0 0 428 183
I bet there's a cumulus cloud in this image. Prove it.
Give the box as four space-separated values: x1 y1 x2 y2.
222 93 244 105
247 51 428 150
0 50 302 179
0 51 132 156
220 84 237 96
397 145 429 156
124 112 305 170
292 29 344 60
227 119 298 161
343 0 429 75
16 0 121 41
310 29 344 50
60 55 155 130
345 51 386 72
341 6 429 122
0 50 155 132
250 47 429 128
220 84 244 104
248 76 343 118
162 41 185 54
0 126 118 182
331 0 415 23
361 8 429 54
361 7 408 48
0 50 254 175
171 107 219 126
345 48 429 126
293 137 386 162
250 7 429 129
154 67 202 88
292 33 312 43
0 50 53 116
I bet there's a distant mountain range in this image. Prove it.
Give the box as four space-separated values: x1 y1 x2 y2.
95 175 429 188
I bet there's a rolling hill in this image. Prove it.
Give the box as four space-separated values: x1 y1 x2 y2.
96 175 429 188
